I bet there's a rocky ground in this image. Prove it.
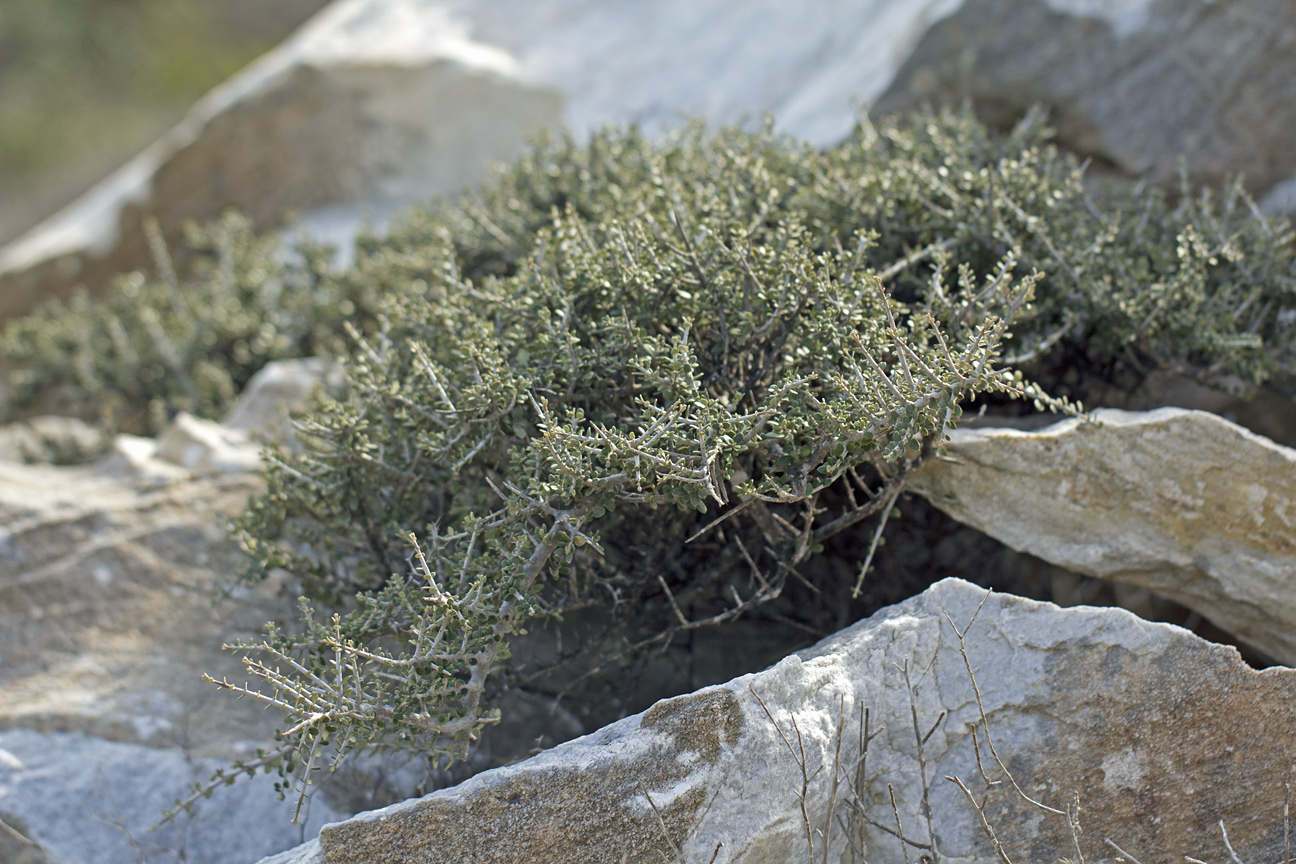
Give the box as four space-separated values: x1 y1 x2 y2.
1 2 1295 863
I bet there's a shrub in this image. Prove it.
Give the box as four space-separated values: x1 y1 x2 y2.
205 109 1296 811
0 213 380 434
5 108 1291 813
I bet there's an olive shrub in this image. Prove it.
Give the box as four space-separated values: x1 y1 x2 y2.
6 109 1291 814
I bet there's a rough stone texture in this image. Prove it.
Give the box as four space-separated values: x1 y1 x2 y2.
8 0 1296 321
258 578 1296 864
154 412 262 476
0 450 348 862
875 0 1296 201
0 729 342 864
222 357 344 448
0 460 283 753
0 0 563 323
909 407 1296 665
0 378 603 861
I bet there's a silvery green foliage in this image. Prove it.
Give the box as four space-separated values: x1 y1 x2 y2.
220 116 1091 811
18 110 1277 816
1 213 379 435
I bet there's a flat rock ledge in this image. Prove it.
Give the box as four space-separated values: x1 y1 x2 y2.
260 578 1296 864
910 407 1296 665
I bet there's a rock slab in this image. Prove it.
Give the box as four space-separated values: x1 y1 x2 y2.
875 0 1296 200
0 729 342 864
910 407 1296 665
260 578 1296 864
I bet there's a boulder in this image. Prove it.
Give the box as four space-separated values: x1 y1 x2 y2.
909 407 1296 665
0 380 601 860
0 0 563 323
154 412 262 476
0 459 282 753
874 0 1296 202
8 0 1296 322
0 453 342 862
0 0 968 320
258 578 1296 864
0 730 343 864
221 357 344 449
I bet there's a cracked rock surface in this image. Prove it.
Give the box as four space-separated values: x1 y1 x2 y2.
910 407 1296 665
260 578 1296 864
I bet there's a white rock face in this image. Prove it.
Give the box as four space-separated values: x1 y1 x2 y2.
0 730 342 864
910 408 1296 665
0 0 562 322
154 412 262 476
0 452 335 863
7 0 1296 319
0 0 961 320
257 578 1296 864
222 357 343 448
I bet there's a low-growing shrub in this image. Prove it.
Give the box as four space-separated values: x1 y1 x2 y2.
6 108 1292 813
0 213 381 434
209 109 1295 810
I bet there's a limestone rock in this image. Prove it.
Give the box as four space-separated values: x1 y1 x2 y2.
909 407 1296 665
0 454 340 861
222 357 344 449
9 0 1296 320
0 416 110 465
0 0 962 320
0 460 284 753
258 578 1296 864
0 0 563 323
875 0 1296 202
0 419 602 861
154 412 261 475
0 729 343 864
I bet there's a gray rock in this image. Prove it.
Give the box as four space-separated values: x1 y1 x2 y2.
153 412 261 476
0 729 342 864
909 407 1296 665
0 416 111 465
0 0 563 322
258 578 1296 864
875 0 1296 203
0 460 288 754
221 357 343 449
9 0 1296 318
0 456 346 863
0 0 960 319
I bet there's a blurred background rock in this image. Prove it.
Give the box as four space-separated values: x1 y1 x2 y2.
0 0 329 247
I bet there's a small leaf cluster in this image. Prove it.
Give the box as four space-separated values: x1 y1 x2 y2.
0 212 383 435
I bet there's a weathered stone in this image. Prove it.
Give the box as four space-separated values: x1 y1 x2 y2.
0 415 110 465
0 422 609 860
0 0 563 322
0 454 343 861
10 0 1296 320
258 578 1296 864
875 0 1296 203
222 357 344 449
0 0 965 319
909 407 1296 665
154 411 261 475
0 460 281 752
0 729 343 864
